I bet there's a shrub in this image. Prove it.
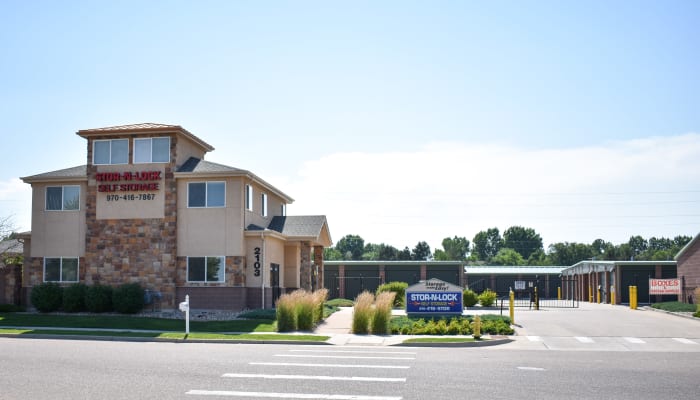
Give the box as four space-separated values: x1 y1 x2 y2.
447 318 462 335
62 283 87 313
463 289 478 307
0 304 25 312
352 291 374 334
376 282 408 308
478 289 498 307
325 298 354 307
239 308 277 319
112 283 145 314
276 294 297 332
85 284 113 313
372 291 395 334
31 282 63 312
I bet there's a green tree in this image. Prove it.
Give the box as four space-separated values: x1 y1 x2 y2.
335 234 365 260
527 248 549 265
397 247 412 260
503 226 543 260
591 238 613 259
547 242 594 266
472 228 503 261
439 236 470 260
323 247 343 261
627 235 648 259
378 243 399 260
412 241 432 261
490 248 525 266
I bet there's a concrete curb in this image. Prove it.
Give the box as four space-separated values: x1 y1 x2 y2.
0 333 332 345
641 306 700 321
393 337 513 347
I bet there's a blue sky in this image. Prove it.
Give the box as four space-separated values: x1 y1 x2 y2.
1 1 699 251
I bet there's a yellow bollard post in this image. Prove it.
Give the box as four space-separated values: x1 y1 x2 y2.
534 287 539 310
589 286 593 303
509 289 515 326
629 286 633 309
558 286 561 300
597 286 601 304
610 285 615 305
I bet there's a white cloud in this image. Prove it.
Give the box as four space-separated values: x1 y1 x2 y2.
0 178 32 232
286 133 700 250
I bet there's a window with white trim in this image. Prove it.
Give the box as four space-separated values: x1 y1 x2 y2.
187 256 225 282
245 184 253 211
188 181 225 208
44 257 79 282
134 137 170 163
281 204 286 216
93 139 128 165
46 185 80 211
261 193 268 217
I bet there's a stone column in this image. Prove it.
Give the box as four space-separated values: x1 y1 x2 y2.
300 242 312 290
314 246 324 292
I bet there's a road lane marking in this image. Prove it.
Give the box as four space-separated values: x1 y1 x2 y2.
517 367 546 371
250 362 410 369
527 336 542 342
289 350 416 355
222 373 406 382
673 338 697 345
575 337 594 343
276 355 414 360
186 390 402 399
624 337 645 344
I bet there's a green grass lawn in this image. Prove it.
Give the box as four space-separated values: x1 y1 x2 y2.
0 328 329 342
402 337 479 343
651 302 697 313
0 313 276 332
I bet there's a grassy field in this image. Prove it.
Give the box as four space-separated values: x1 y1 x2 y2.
0 313 276 332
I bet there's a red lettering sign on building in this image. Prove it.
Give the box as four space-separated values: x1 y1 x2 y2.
97 171 161 193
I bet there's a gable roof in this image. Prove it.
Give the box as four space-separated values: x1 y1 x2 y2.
675 232 700 261
247 216 332 247
0 239 22 255
21 165 87 183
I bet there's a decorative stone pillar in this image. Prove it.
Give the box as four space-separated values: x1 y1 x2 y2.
300 242 312 290
314 246 324 292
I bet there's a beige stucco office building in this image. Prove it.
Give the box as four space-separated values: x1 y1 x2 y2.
21 123 331 310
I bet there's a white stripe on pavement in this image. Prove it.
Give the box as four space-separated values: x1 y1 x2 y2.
624 337 646 344
289 350 416 355
276 355 414 360
672 338 697 345
186 390 402 399
575 337 594 343
527 336 542 342
222 373 406 383
250 362 410 369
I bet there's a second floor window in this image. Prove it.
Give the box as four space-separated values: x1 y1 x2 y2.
46 185 80 211
188 181 225 208
261 193 268 217
245 184 253 211
93 139 128 165
134 137 170 163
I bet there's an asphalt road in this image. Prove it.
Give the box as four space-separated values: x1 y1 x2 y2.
2 338 699 400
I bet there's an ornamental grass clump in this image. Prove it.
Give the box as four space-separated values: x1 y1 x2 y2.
295 291 316 331
352 291 374 334
371 291 396 334
312 288 328 324
462 289 478 308
275 293 297 332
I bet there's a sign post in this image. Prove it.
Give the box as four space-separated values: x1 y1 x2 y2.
179 295 190 336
